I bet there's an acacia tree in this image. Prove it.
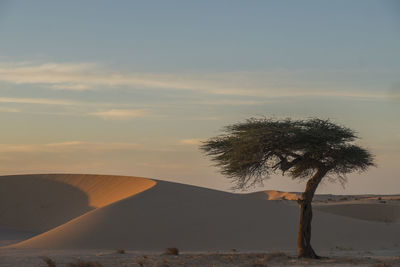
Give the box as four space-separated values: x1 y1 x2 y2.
200 118 374 259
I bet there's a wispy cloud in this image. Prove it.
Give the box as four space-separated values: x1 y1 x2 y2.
51 83 91 90
0 62 211 91
0 141 83 153
0 107 20 113
0 97 78 106
0 61 395 100
0 97 154 119
0 141 145 153
89 109 149 120
180 138 203 145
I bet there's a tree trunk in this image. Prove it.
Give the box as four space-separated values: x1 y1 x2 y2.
297 168 328 259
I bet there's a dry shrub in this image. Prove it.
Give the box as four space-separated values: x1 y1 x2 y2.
41 256 56 267
136 256 147 267
221 254 234 262
116 248 125 254
164 247 179 255
253 255 269 266
159 258 170 267
68 259 103 267
267 251 287 260
371 263 392 267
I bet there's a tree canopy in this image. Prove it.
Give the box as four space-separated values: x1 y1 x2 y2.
200 117 375 189
201 117 375 258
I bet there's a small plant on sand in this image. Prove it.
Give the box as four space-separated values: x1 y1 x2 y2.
372 263 392 267
267 251 287 260
116 248 125 254
221 254 234 262
164 247 179 255
252 255 269 266
136 257 147 267
68 259 103 267
41 256 56 267
160 258 170 267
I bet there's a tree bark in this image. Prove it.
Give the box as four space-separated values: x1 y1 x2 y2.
297 167 328 259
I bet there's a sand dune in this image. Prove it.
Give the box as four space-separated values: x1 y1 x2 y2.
315 203 400 223
0 174 155 232
0 227 37 247
248 190 299 200
3 175 397 252
249 190 400 223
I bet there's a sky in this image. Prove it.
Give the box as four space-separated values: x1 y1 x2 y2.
0 0 399 194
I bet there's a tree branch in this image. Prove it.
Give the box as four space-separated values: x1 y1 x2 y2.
275 155 303 173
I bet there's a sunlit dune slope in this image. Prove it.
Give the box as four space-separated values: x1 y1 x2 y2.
12 180 400 251
249 190 299 200
0 174 155 232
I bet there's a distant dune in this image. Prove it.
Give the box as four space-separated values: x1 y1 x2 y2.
248 190 299 200
0 174 399 252
249 189 400 223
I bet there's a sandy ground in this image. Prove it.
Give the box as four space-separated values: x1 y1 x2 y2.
0 174 399 266
0 249 399 266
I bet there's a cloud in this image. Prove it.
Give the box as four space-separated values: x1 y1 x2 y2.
0 141 144 153
180 138 203 145
0 62 211 91
0 97 78 106
51 83 91 90
0 61 395 100
89 109 149 120
0 96 153 119
0 107 20 113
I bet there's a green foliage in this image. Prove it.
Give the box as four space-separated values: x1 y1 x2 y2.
201 117 375 189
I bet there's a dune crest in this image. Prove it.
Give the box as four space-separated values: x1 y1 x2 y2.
41 174 157 208
0 174 156 232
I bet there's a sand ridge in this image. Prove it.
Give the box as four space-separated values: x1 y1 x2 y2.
0 174 156 232
40 174 157 208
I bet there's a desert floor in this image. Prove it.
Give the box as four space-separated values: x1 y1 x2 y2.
0 249 399 266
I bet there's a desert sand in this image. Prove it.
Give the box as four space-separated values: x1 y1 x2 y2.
0 174 399 266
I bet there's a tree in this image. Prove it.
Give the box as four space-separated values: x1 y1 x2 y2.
200 117 374 259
